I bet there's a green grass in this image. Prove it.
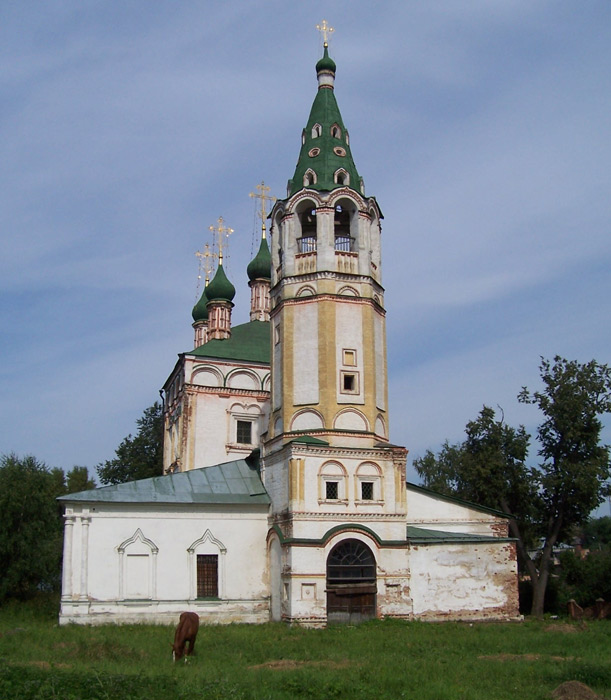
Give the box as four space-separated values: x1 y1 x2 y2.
0 598 610 699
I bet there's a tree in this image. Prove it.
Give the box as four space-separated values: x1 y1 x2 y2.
414 357 611 617
0 454 64 600
96 402 163 485
65 466 96 493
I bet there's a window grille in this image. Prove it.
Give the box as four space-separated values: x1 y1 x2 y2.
361 481 374 500
326 481 339 500
236 420 252 445
196 554 218 597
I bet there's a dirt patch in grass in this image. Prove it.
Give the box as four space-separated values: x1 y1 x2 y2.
479 654 576 662
551 680 607 700
249 659 351 671
544 623 581 633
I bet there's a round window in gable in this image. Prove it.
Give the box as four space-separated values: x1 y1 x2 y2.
333 146 346 157
308 147 321 158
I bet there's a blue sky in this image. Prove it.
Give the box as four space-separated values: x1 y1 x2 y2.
2 2 610 514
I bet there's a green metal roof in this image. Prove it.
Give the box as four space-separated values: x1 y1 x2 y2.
288 48 362 197
58 459 270 506
289 435 330 446
406 525 514 545
189 320 270 363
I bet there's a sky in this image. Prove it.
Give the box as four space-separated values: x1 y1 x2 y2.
1 2 610 514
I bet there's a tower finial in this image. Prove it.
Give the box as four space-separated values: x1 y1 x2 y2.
209 216 234 265
249 181 276 240
316 19 334 47
194 241 216 300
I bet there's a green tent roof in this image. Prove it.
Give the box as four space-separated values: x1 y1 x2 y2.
288 48 362 197
59 459 270 506
190 320 270 364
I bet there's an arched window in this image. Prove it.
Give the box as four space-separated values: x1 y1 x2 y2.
330 123 342 139
327 539 376 584
311 123 322 138
334 169 349 187
303 169 317 188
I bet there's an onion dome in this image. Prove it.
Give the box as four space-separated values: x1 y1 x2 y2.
316 45 336 74
205 261 235 302
192 287 209 322
247 236 271 281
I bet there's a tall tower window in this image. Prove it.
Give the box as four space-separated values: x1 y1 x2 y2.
334 204 353 251
330 123 342 139
298 207 317 252
311 123 322 138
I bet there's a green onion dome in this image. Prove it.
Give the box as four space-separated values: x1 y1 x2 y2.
247 236 271 281
192 287 209 322
316 45 336 74
205 262 235 303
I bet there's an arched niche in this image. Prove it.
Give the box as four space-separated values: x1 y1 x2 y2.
226 369 259 390
191 365 223 387
296 285 316 298
375 415 387 439
290 409 324 432
333 408 369 432
117 529 159 600
337 285 358 297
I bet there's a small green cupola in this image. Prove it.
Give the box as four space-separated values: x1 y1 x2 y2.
287 46 363 198
192 286 209 322
205 260 236 303
247 236 271 281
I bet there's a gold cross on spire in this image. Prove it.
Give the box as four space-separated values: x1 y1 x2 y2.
249 181 276 239
316 19 334 47
209 216 234 262
194 241 216 298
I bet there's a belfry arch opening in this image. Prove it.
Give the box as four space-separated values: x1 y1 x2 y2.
296 201 317 253
334 198 358 252
326 538 377 624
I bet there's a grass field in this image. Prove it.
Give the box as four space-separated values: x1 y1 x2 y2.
0 599 609 699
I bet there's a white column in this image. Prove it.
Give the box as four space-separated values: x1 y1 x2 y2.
61 515 75 600
79 515 91 600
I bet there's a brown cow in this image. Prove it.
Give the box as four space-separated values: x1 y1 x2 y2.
172 612 200 662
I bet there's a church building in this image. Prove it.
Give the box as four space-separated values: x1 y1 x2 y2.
59 40 519 626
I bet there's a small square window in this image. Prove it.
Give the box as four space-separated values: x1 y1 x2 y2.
361 481 374 500
341 372 358 394
343 349 356 366
236 420 252 445
326 481 339 500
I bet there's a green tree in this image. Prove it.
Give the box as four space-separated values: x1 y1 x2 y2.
96 402 163 485
0 454 64 601
65 466 96 493
518 357 611 616
415 357 611 617
581 516 611 550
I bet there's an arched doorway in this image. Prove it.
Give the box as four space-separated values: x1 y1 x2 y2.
326 539 377 624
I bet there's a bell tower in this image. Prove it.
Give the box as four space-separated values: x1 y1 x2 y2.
263 31 408 626
267 44 388 451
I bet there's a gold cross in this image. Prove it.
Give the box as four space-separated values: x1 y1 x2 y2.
194 242 216 299
249 181 276 238
316 19 334 46
209 216 234 262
